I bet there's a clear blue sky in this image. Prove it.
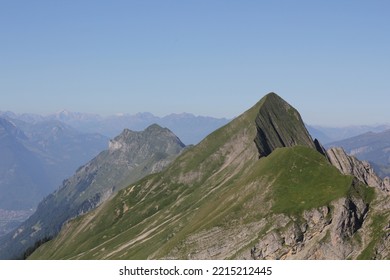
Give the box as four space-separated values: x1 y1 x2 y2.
1 0 389 126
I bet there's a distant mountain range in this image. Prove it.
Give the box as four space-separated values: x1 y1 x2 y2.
4 93 387 260
4 109 390 146
307 124 390 144
1 110 230 145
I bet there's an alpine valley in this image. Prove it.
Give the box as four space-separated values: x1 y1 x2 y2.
1 93 389 260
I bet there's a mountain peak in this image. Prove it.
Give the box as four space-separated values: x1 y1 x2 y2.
253 92 317 157
144 123 164 132
114 124 168 141
263 91 281 100
109 124 185 152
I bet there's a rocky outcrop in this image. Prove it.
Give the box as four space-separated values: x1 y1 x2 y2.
250 182 370 260
326 129 390 178
253 93 325 157
76 187 115 216
327 147 390 192
383 177 390 192
314 138 328 159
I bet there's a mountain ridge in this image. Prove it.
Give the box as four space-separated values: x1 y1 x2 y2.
27 93 390 260
309 124 390 144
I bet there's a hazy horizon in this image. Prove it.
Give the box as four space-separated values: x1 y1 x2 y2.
1 1 389 126
2 106 390 129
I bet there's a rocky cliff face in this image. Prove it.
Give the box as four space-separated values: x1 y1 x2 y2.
327 147 390 193
326 129 390 178
0 124 185 259
253 93 322 157
247 179 371 260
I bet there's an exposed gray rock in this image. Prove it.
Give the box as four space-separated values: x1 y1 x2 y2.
331 196 368 242
249 192 369 260
375 234 390 259
326 129 390 177
383 177 390 192
327 147 390 192
302 206 331 237
313 138 328 158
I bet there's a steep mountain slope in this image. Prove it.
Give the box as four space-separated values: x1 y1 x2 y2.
327 130 390 178
0 124 185 259
28 93 389 260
